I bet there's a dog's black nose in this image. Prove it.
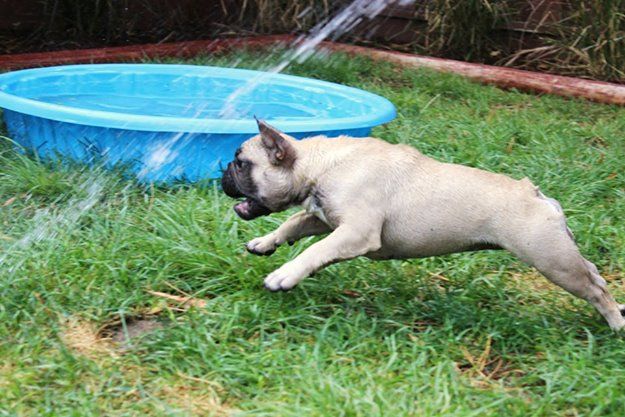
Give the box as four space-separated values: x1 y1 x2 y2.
221 163 244 198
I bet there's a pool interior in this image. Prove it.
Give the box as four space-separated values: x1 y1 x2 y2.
1 72 371 120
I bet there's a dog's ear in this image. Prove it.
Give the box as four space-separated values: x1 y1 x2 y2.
255 118 296 167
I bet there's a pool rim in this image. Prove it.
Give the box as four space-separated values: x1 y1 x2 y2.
0 63 397 134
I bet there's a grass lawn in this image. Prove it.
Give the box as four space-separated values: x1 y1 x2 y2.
2 50 625 416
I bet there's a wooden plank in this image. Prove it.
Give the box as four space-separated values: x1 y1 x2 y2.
327 41 625 105
0 36 287 70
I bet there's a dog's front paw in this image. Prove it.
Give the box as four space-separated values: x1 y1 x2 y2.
246 234 279 256
264 263 306 291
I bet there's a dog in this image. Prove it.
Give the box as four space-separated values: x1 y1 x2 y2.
221 119 625 330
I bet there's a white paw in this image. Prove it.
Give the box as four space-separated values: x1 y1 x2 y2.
264 263 306 292
610 317 625 332
246 234 279 256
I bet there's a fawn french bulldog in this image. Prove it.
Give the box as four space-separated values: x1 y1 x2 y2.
222 119 625 330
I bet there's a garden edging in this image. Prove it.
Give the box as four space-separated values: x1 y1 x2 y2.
1 34 624 106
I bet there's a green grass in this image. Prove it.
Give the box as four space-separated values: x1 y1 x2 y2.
2 51 625 416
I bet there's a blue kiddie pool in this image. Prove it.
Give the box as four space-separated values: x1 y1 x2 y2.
0 64 396 182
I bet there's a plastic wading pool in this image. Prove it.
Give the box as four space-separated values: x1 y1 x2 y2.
0 64 396 182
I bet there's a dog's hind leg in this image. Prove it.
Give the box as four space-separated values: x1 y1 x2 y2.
502 195 625 330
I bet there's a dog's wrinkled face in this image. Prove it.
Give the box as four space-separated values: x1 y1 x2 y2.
221 119 299 220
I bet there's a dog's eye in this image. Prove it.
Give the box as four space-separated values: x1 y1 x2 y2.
235 159 247 169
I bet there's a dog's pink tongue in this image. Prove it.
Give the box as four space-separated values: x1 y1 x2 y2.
234 200 251 217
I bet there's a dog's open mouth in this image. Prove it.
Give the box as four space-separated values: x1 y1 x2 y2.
233 198 272 220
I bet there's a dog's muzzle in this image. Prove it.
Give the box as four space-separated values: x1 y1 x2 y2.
221 163 244 198
221 163 272 220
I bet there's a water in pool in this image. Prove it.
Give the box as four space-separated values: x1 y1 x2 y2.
38 94 325 119
10 73 367 120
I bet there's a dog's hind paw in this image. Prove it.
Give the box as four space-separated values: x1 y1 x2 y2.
246 234 279 256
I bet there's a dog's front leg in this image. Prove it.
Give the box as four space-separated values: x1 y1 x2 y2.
246 210 330 256
263 223 382 291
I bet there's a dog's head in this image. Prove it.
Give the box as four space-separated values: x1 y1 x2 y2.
221 119 301 220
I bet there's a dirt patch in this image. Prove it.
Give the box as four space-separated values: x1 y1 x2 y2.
109 319 164 345
58 315 236 413
154 378 236 417
0 363 17 389
61 312 166 357
60 317 115 359
99 315 166 351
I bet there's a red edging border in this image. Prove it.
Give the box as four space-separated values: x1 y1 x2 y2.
0 36 291 69
1 34 624 106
